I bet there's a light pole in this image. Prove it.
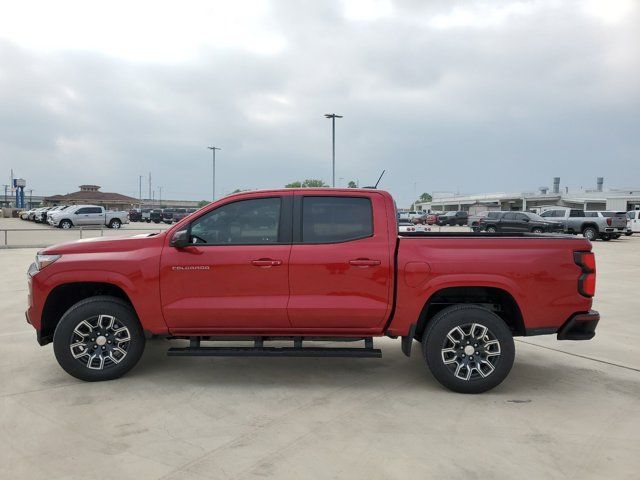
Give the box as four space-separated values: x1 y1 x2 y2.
138 175 142 208
159 186 162 207
324 113 343 187
208 146 221 201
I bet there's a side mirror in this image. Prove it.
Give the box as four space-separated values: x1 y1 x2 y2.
170 229 190 248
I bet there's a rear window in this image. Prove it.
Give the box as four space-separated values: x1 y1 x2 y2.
302 197 373 243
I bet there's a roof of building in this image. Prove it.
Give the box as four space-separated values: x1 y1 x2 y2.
45 185 137 203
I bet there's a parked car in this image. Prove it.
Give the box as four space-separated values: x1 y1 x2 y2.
468 211 501 232
585 211 628 240
437 211 468 226
19 209 35 220
128 209 141 222
626 210 639 236
398 221 429 233
424 213 439 225
480 212 564 234
398 210 421 222
172 208 189 223
48 205 130 229
34 207 54 223
44 205 69 224
26 188 599 394
539 208 625 241
150 209 162 223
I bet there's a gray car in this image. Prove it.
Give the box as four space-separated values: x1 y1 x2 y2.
540 208 626 241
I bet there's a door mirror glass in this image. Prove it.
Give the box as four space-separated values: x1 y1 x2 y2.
170 229 190 248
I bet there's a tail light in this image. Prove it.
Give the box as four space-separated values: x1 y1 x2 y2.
574 251 596 297
606 218 612 226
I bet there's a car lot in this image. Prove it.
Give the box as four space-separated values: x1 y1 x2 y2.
1 225 639 479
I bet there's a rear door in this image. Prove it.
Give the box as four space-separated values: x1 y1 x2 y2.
499 212 519 232
287 193 392 330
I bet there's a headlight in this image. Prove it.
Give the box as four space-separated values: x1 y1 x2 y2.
29 254 61 276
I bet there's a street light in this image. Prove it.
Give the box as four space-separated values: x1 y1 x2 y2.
324 113 343 187
208 146 221 201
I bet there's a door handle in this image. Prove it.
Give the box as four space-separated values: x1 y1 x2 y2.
349 259 381 267
251 258 283 267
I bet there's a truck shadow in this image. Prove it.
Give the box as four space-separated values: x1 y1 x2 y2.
128 338 634 396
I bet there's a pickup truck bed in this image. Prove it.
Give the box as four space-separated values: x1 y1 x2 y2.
25 188 599 393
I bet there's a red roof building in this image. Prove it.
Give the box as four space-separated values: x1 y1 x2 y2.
44 185 137 210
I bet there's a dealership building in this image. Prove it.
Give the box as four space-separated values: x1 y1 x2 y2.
417 178 640 214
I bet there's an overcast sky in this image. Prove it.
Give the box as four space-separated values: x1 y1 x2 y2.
1 0 639 206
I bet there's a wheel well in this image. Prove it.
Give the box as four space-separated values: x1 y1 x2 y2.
581 223 598 232
40 283 134 344
414 286 525 340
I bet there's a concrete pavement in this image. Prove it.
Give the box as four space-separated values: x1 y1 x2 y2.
1 233 639 479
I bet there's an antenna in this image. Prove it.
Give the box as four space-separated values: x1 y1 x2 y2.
374 170 386 189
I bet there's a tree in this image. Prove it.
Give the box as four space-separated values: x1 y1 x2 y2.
285 179 328 188
418 192 432 203
347 180 357 188
197 200 209 207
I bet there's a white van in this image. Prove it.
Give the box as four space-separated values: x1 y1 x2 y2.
626 210 640 235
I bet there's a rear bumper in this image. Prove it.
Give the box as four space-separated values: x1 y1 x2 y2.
557 310 599 340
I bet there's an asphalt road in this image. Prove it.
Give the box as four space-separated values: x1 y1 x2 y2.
1 227 639 479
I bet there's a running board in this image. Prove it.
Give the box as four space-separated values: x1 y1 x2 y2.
167 336 382 358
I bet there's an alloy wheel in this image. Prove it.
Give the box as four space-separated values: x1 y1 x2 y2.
69 315 131 370
440 323 501 380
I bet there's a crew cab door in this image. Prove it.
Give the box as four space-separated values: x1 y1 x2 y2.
159 193 293 331
287 193 392 330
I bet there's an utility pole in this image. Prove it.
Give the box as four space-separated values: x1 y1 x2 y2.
28 189 33 208
159 186 162 207
207 146 221 201
139 175 142 208
2 184 7 208
148 172 151 207
324 114 343 187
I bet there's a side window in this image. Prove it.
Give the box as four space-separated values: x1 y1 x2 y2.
569 209 584 217
515 213 528 221
89 207 102 214
487 212 500 219
190 197 281 245
540 210 554 218
302 196 373 243
503 212 516 220
75 208 88 214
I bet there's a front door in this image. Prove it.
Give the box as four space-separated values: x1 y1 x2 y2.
287 193 392 330
160 194 293 332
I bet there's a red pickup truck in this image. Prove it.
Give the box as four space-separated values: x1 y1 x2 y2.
26 189 599 393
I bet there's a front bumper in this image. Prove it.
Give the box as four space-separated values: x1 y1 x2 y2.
557 310 599 340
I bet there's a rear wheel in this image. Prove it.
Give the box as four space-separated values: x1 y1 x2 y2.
109 219 122 229
626 231 633 236
600 234 611 241
531 227 544 234
582 226 597 241
53 296 145 382
611 234 621 239
422 305 515 393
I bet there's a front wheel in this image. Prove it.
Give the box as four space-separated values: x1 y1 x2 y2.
422 305 515 393
109 219 122 229
59 219 73 229
485 226 497 233
53 296 145 381
531 227 544 234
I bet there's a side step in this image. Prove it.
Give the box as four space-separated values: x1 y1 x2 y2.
167 336 382 358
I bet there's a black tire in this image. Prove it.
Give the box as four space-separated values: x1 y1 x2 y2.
531 227 544 234
421 305 515 394
53 296 145 382
109 219 122 229
625 231 633 236
600 235 611 241
582 226 597 241
485 225 497 233
611 234 621 239
59 219 73 229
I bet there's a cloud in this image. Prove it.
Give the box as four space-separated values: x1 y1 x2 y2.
0 0 639 206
